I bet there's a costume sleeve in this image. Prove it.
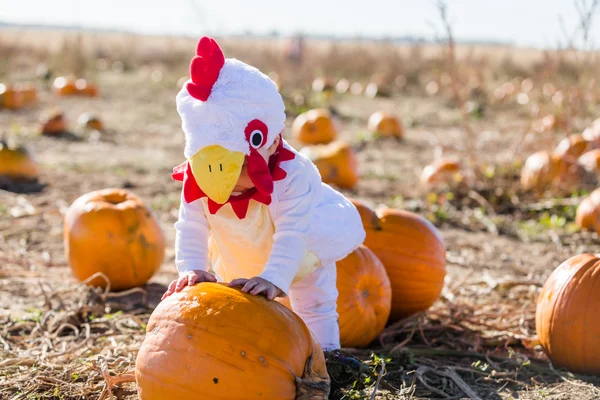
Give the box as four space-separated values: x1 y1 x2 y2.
259 165 314 295
174 193 210 276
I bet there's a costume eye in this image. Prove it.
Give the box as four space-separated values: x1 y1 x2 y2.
250 130 263 149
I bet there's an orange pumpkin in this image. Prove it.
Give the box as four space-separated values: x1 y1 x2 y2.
40 110 67 135
0 141 39 182
536 254 600 375
554 134 594 159
575 188 600 233
53 76 78 96
292 109 337 145
520 151 587 193
75 78 99 97
349 198 381 232
301 141 359 189
421 159 464 188
362 208 446 322
0 83 24 110
578 149 600 176
19 83 38 106
135 283 330 400
367 111 403 138
337 246 391 347
77 112 104 131
582 118 600 146
63 189 165 291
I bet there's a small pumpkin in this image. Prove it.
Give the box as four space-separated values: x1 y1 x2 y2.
40 110 67 136
0 141 39 182
582 118 600 146
349 198 381 232
367 111 403 138
75 78 99 97
301 141 359 189
63 189 165 291
554 134 594 159
53 76 78 96
362 207 446 322
578 149 600 177
18 83 38 106
520 151 587 193
135 283 330 400
77 112 104 131
337 246 391 347
536 254 600 375
0 83 24 110
575 188 600 233
421 159 464 188
292 109 337 145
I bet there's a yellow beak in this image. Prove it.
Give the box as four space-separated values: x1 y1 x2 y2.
189 145 245 204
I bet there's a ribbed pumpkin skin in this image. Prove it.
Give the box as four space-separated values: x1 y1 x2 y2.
363 208 446 322
536 254 600 375
0 142 39 182
301 141 358 189
292 109 337 145
349 199 381 232
367 112 403 138
135 283 329 400
337 246 391 347
575 188 600 233
63 189 165 291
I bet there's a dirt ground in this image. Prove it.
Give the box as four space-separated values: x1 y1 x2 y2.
2 53 600 399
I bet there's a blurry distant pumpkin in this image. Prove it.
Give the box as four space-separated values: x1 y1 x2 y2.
536 254 600 375
0 83 24 110
77 112 104 132
367 111 403 138
575 188 600 233
40 110 67 136
520 151 587 193
301 141 358 189
582 118 600 146
18 83 38 106
337 246 391 348
53 76 78 96
64 189 165 291
75 79 99 97
312 77 333 93
292 109 337 145
554 134 594 159
361 207 446 322
135 283 330 400
421 159 464 188
578 149 600 177
0 140 39 182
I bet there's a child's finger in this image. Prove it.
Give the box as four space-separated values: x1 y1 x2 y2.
175 277 187 292
188 274 198 286
249 283 266 295
202 272 217 282
242 280 258 293
266 286 277 301
229 278 249 287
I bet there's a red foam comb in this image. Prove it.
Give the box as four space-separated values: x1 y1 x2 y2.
186 37 225 101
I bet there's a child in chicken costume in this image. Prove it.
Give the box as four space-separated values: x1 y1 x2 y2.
164 37 365 351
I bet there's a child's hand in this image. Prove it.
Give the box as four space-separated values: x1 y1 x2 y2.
161 270 217 300
229 277 282 300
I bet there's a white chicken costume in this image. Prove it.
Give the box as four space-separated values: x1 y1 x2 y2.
173 37 365 350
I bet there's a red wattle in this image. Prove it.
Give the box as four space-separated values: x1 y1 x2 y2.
247 150 274 195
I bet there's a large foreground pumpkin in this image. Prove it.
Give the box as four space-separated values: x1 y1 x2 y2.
0 141 39 182
64 189 165 291
300 141 359 189
135 283 330 400
536 254 600 375
362 207 446 322
575 188 600 233
337 246 391 347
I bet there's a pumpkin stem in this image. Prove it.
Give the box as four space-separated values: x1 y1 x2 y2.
294 352 330 400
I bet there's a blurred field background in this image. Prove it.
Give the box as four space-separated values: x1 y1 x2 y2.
2 0 600 399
